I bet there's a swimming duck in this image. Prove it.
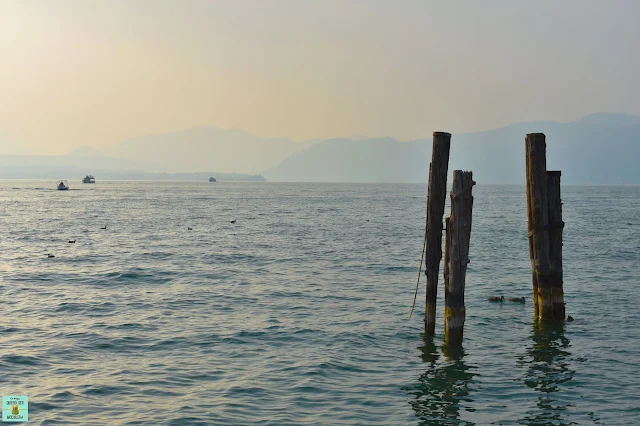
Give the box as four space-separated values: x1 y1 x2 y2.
187 227 193 231
508 297 525 303
47 254 55 258
488 296 504 302
230 220 236 224
100 225 107 230
567 315 574 322
68 240 76 243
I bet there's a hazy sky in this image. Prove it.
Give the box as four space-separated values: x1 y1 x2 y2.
1 0 639 155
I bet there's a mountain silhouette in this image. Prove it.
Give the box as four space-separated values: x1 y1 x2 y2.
3 113 639 184
263 113 640 184
107 126 314 174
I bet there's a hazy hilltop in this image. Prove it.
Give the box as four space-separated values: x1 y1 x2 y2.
262 137 426 183
66 146 107 157
264 113 640 184
106 127 315 174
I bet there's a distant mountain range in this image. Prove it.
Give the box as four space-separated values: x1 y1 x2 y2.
105 127 315 174
263 112 640 184
2 112 639 184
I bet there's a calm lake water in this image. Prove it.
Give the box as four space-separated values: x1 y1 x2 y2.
0 180 638 425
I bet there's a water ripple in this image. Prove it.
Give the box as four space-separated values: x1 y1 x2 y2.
0 182 638 425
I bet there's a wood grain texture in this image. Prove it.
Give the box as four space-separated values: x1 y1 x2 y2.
444 171 474 345
424 132 451 335
547 170 566 319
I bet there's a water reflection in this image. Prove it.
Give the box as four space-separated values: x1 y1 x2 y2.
407 336 476 426
517 321 575 425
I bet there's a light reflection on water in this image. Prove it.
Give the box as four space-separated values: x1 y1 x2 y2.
408 322 584 426
517 322 577 426
408 338 476 426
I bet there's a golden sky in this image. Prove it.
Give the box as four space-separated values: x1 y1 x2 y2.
1 0 639 155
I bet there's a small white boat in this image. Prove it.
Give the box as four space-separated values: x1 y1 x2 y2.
82 175 95 184
57 180 69 190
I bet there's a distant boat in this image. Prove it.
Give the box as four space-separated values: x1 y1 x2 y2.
57 180 69 190
82 175 95 184
209 177 217 182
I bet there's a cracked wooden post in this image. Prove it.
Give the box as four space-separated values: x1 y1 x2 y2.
546 170 566 319
525 133 555 319
424 132 451 335
444 171 474 346
525 137 540 318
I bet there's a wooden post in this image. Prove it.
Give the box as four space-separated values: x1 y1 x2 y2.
424 132 451 335
525 139 540 318
525 134 554 319
443 216 451 313
546 171 566 319
444 171 474 345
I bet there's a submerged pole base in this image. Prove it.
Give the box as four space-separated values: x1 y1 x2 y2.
444 306 465 346
535 288 566 320
424 303 436 336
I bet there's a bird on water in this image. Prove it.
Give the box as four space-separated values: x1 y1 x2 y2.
100 225 107 230
488 296 504 302
47 254 55 258
68 240 76 243
508 297 525 303
187 227 193 231
230 220 236 224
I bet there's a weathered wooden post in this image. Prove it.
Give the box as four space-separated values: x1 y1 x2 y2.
546 171 566 319
424 132 451 335
444 171 474 345
525 140 540 318
525 133 563 320
526 134 550 318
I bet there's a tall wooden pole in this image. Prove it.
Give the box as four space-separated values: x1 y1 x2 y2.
525 134 554 319
525 138 540 317
444 171 474 346
424 132 451 335
546 171 566 319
